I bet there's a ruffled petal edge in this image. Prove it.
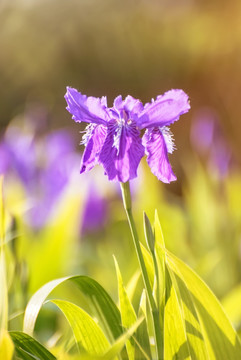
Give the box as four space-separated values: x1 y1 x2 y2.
138 89 190 129
65 87 109 125
143 127 177 183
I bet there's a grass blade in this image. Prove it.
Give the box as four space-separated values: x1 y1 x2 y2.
10 331 56 360
50 300 110 356
23 275 122 343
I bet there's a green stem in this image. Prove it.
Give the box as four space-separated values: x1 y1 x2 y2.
120 181 163 360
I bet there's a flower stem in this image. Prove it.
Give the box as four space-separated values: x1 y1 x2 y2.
120 181 163 360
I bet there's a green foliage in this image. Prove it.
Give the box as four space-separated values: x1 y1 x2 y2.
114 256 137 359
153 212 241 359
0 330 14 360
10 331 56 360
22 275 145 358
0 177 8 333
222 284 241 328
23 275 123 343
2 155 241 359
50 300 110 356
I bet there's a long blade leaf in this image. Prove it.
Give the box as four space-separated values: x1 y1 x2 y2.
50 299 110 356
10 331 56 360
23 275 122 343
167 250 241 359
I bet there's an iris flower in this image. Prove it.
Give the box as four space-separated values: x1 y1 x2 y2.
65 87 190 183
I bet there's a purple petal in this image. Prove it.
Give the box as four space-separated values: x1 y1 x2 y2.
65 87 109 125
113 95 144 115
99 121 145 182
80 124 107 174
138 89 190 129
143 127 177 183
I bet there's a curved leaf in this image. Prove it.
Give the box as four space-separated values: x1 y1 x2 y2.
135 290 152 360
166 251 241 359
71 317 144 360
114 257 136 360
164 268 191 359
69 276 122 341
50 300 110 356
10 331 56 360
102 317 144 360
23 275 122 342
152 211 241 359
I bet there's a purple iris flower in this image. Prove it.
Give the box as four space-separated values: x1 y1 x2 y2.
81 185 108 236
0 124 76 229
0 128 36 186
65 87 190 183
191 108 232 177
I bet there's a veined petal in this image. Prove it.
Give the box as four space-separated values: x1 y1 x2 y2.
138 89 190 129
65 87 109 125
80 124 107 174
99 121 145 182
143 128 177 183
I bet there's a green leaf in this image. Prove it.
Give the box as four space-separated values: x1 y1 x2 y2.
0 177 8 333
152 211 241 359
126 270 141 303
69 276 122 341
10 331 56 360
135 291 152 360
73 317 144 360
50 300 110 356
166 250 241 359
170 267 209 359
154 210 166 305
23 276 70 336
143 212 155 253
164 268 191 359
114 257 137 360
0 250 8 334
17 191 82 294
23 276 122 342
222 284 241 327
102 317 144 360
140 243 154 291
0 330 14 360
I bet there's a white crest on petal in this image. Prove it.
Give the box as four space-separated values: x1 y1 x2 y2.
113 123 123 154
80 123 96 146
161 126 175 154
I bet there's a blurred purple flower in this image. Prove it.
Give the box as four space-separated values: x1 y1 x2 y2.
28 130 76 229
0 126 76 229
190 112 215 153
0 127 36 186
42 130 75 198
81 185 108 236
191 108 232 177
65 87 190 183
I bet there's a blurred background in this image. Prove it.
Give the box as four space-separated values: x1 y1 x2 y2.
1 0 241 345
